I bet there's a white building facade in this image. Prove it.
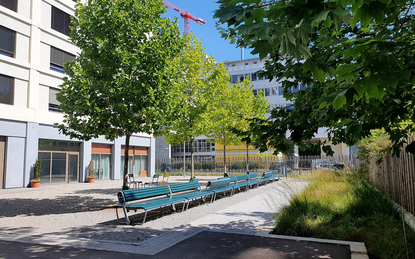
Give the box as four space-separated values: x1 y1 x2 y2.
0 0 155 189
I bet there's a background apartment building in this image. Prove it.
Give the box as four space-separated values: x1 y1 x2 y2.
0 0 155 189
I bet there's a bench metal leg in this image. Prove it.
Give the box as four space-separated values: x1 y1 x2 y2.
142 210 148 224
116 206 131 225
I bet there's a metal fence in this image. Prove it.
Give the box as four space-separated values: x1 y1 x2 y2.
155 155 361 176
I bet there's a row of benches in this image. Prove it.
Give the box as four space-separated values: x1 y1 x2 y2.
116 170 285 224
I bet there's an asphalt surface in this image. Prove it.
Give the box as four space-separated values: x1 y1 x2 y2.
0 231 351 259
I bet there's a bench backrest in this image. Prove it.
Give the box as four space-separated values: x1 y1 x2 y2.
248 173 259 180
262 171 274 178
236 174 249 182
219 176 237 183
118 185 171 204
206 178 231 191
169 181 201 194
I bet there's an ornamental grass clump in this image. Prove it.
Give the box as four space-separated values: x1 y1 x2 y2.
273 169 415 259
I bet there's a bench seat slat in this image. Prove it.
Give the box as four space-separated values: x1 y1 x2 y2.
125 197 186 211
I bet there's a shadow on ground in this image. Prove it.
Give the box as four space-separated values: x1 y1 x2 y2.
0 195 117 218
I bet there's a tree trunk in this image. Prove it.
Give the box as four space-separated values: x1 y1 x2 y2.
123 133 131 190
246 144 249 172
223 144 227 174
190 139 195 179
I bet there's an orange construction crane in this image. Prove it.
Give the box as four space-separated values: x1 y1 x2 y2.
162 0 206 35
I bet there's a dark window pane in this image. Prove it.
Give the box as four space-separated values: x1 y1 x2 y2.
51 153 66 183
264 88 270 96
0 26 15 57
0 74 13 105
231 75 238 84
51 6 71 36
50 46 75 72
0 0 17 12
38 152 51 183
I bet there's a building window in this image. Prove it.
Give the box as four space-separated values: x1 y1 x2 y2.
251 73 257 81
278 86 284 96
92 144 111 180
38 140 80 184
51 6 72 36
0 74 14 105
272 87 278 95
0 0 17 12
50 46 75 73
49 88 62 112
264 88 270 96
293 86 300 93
253 61 257 64
121 146 148 177
245 62 248 65
0 25 15 57
238 75 244 82
231 75 238 84
252 89 257 96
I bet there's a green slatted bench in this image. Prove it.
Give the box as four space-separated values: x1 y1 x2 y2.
271 169 286 180
261 171 276 184
234 174 250 192
247 173 262 188
169 181 215 210
116 185 186 225
220 175 249 193
206 178 234 200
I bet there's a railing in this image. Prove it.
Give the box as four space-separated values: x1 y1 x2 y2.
155 155 361 176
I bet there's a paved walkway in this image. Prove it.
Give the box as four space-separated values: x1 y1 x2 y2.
0 176 368 258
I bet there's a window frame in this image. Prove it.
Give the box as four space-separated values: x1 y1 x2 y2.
0 25 16 57
51 6 72 36
0 0 18 12
0 73 14 105
50 46 75 73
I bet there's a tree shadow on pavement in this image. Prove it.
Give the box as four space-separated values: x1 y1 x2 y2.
0 195 117 217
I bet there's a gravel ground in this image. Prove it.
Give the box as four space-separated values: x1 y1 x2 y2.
0 176 306 244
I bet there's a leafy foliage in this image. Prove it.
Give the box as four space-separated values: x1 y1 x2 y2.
32 159 41 181
163 35 223 178
203 77 268 173
56 0 184 188
357 129 391 163
215 0 415 156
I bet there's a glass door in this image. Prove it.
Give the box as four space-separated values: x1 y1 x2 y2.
68 153 79 182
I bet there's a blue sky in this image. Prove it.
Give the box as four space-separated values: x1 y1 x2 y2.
162 0 258 63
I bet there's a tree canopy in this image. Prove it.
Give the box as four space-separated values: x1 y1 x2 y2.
56 0 184 188
214 0 415 156
204 75 268 173
163 35 221 178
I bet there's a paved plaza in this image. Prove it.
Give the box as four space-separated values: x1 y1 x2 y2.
0 176 367 258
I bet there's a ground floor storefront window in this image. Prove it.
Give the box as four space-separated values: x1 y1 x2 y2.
91 144 111 180
38 140 80 184
120 146 148 177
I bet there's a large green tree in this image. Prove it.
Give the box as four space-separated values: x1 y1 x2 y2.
214 0 415 156
56 0 184 189
163 35 221 179
204 76 268 174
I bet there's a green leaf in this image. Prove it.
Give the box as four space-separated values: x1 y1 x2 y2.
333 95 346 110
